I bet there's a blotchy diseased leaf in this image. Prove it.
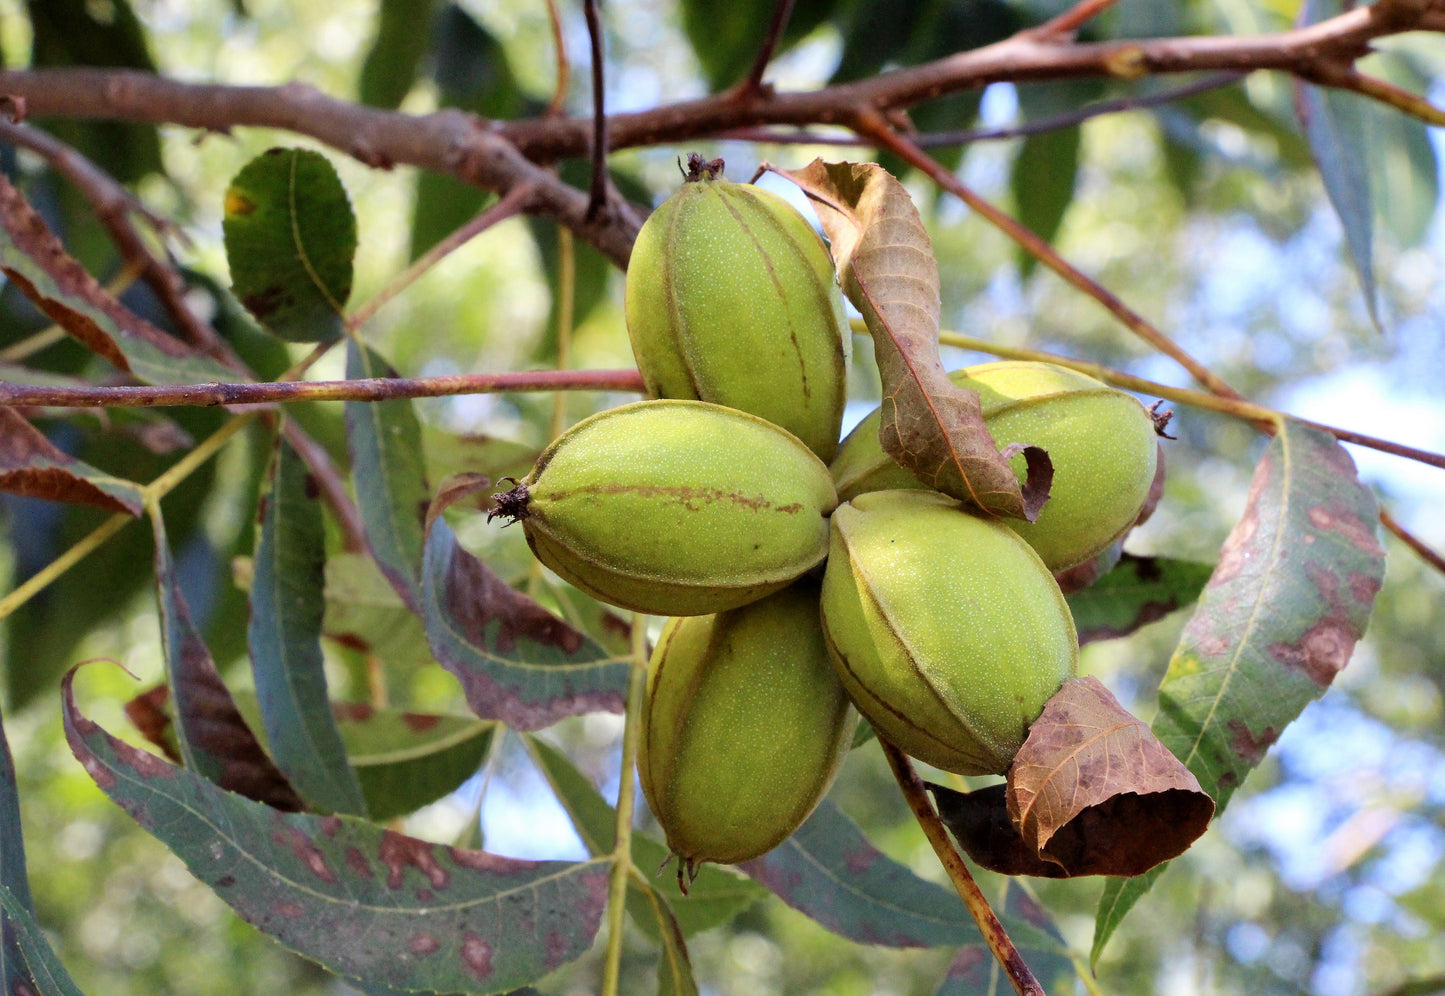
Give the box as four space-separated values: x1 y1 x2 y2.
933 677 1214 878
740 798 1059 953
934 882 1075 996
0 408 144 515
2 884 87 996
422 476 628 730
62 665 609 994
1065 554 1214 644
223 148 356 342
1093 420 1385 963
524 735 764 940
0 175 235 385
250 435 368 815
773 160 1050 521
150 512 302 811
346 340 429 611
128 686 492 823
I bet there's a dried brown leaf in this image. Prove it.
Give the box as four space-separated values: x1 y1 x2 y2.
770 159 1050 520
0 175 233 384
0 407 144 514
1006 676 1213 877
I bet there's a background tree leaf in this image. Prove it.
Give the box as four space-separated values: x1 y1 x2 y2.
150 511 302 810
249 433 367 815
1065 554 1214 644
62 666 609 994
358 0 442 110
28 0 161 186
1092 420 1385 962
776 160 1051 521
223 148 356 342
345 340 430 610
1297 0 1378 329
681 0 835 92
421 478 628 730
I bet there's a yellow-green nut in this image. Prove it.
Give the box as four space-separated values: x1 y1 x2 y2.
492 399 838 616
640 580 857 883
625 156 851 462
820 490 1077 775
830 361 1160 571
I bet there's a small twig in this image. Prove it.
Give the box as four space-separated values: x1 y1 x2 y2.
1379 508 1445 577
347 184 534 330
543 0 571 117
1308 64 1445 126
732 0 797 100
600 613 650 996
0 368 647 409
880 740 1044 996
920 72 1243 146
0 511 131 622
718 72 1242 147
583 0 609 223
855 111 1244 401
1029 0 1126 38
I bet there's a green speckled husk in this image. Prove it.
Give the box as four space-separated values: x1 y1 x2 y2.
820 490 1078 775
640 581 857 868
625 174 851 461
829 361 1159 570
522 400 838 616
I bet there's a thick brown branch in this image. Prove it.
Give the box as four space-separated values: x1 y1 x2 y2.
0 0 1432 262
0 70 640 268
0 369 646 409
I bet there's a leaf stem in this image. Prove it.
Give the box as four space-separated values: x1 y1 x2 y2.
601 613 650 996
0 511 130 622
881 739 1044 996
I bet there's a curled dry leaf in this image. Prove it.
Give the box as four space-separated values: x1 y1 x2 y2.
933 676 1214 878
769 159 1051 521
0 407 145 515
0 175 234 384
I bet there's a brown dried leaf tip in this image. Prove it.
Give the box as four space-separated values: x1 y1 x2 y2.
930 676 1214 878
682 152 725 183
1148 400 1177 439
486 478 531 525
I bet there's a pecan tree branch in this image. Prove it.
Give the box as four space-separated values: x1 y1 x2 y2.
0 70 640 268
